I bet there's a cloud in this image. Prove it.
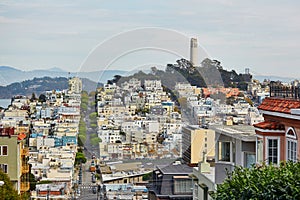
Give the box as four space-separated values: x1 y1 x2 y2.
0 0 300 78
0 16 30 24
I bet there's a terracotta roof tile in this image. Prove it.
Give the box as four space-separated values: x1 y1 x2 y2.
254 121 285 130
258 98 300 114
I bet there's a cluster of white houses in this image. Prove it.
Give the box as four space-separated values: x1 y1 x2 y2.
97 79 183 161
1 75 299 200
0 77 82 199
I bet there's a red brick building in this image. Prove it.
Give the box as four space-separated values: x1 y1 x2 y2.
254 97 300 164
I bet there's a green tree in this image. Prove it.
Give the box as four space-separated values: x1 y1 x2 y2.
90 123 97 128
0 169 19 199
213 161 300 200
142 172 152 181
81 91 89 105
38 94 46 103
78 135 86 146
245 97 253 106
36 180 53 185
89 112 98 120
90 137 101 146
75 152 87 165
90 101 97 107
29 173 37 191
81 103 88 112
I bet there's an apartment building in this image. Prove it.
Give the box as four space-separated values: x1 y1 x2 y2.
68 77 82 94
182 125 215 166
210 125 256 184
0 127 30 194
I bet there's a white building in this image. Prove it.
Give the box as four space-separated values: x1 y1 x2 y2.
68 77 82 94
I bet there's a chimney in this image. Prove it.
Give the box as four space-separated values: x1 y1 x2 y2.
198 151 210 173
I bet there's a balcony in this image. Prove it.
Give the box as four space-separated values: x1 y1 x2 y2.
21 164 30 174
20 182 30 192
21 147 29 156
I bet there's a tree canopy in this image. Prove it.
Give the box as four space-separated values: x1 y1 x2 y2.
213 162 300 200
75 152 87 165
0 169 19 199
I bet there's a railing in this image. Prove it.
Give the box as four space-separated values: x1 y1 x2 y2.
21 147 29 156
20 182 30 192
270 82 300 99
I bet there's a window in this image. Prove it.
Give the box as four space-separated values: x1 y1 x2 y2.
0 146 8 156
287 139 297 162
245 152 256 168
267 138 280 165
173 177 193 194
0 164 8 173
218 141 230 162
256 138 263 163
286 127 297 163
286 128 297 139
193 183 199 200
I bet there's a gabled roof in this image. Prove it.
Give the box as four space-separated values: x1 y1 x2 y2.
258 98 300 114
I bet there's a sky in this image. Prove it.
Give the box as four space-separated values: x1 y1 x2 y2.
0 0 300 78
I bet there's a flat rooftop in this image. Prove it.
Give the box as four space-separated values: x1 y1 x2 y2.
209 124 256 141
157 162 193 175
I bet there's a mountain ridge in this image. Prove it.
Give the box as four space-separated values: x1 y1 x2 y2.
1 65 296 87
0 66 128 86
0 76 101 99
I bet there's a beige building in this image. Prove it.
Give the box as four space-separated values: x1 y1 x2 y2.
182 125 215 165
68 77 82 94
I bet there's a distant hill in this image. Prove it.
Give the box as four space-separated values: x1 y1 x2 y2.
0 66 128 86
0 77 69 98
0 76 99 99
110 58 252 91
81 78 102 93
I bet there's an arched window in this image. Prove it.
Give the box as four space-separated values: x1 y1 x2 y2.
286 127 297 139
286 127 297 162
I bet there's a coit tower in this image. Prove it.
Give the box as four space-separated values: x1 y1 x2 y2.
190 38 198 66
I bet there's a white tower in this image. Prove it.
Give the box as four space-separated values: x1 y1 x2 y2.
190 38 198 66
